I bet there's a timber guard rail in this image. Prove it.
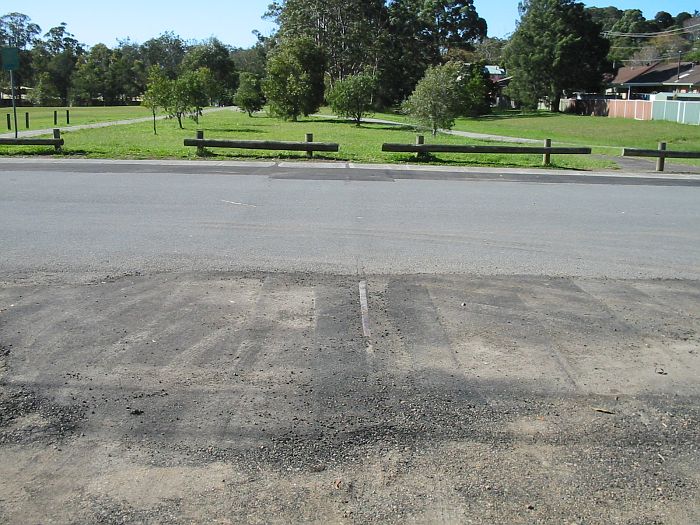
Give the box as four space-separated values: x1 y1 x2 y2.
383 136 591 166
185 131 339 157
0 128 64 152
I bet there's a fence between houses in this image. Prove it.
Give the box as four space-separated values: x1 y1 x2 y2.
561 98 699 125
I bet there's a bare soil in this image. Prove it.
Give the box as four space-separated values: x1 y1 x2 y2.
1 272 698 524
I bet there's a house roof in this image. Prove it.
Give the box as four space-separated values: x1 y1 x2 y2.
612 62 699 87
663 64 700 87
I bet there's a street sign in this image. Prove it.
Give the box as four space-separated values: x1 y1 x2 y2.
1 47 20 71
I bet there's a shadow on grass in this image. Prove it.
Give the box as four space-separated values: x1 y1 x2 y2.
471 111 560 122
198 149 344 162
388 153 592 171
305 118 415 133
199 127 267 134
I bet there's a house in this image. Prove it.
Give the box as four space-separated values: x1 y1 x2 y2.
610 61 700 99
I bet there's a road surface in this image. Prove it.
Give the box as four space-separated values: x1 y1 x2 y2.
0 160 698 524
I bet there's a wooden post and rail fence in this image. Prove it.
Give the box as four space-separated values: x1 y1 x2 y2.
382 136 591 166
622 142 700 172
1 128 698 172
0 128 64 151
184 130 339 157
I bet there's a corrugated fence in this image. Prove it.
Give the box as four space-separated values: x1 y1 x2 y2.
560 99 699 125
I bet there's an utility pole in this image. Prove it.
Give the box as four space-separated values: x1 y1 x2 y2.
677 51 682 81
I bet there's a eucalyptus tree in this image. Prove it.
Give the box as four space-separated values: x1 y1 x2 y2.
504 0 609 111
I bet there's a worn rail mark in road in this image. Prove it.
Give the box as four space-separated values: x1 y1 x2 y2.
221 200 257 208
359 280 371 338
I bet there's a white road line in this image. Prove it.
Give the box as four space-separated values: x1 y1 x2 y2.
221 200 257 208
359 280 371 338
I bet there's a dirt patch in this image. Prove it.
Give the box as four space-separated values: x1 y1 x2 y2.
0 272 698 523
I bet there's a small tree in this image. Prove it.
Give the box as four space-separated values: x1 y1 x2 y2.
234 72 265 116
166 76 190 129
163 67 214 128
142 67 170 134
326 71 378 126
263 37 326 121
403 62 464 135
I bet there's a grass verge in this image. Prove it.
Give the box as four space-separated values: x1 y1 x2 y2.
0 108 616 170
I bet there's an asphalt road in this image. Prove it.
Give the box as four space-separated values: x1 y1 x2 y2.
1 160 700 280
1 160 699 524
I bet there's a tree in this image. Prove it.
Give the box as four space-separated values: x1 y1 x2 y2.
71 43 114 104
263 37 325 121
142 67 170 134
234 72 265 116
326 70 378 125
181 38 238 104
26 71 60 105
140 32 188 79
377 0 441 106
31 23 84 104
0 13 41 96
423 0 487 55
0 12 40 48
457 62 492 117
167 67 215 127
504 0 610 111
266 0 387 85
403 62 464 135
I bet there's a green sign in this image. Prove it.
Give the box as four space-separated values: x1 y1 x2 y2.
1 47 20 71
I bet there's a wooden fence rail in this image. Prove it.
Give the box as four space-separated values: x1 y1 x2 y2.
622 142 700 172
184 131 339 157
0 128 63 152
382 136 591 166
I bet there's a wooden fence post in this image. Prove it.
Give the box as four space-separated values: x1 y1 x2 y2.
25 112 29 129
54 111 58 126
416 135 425 160
196 130 204 156
53 129 62 152
543 138 552 166
66 109 70 125
6 114 10 130
306 133 313 158
656 142 666 172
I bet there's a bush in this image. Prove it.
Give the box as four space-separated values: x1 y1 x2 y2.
326 71 378 125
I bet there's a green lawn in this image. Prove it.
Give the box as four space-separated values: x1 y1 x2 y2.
374 109 700 151
1 105 157 132
0 108 614 170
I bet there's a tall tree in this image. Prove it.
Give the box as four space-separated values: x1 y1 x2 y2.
263 37 326 121
0 12 40 48
423 0 487 55
0 13 41 94
234 72 265 116
266 0 387 84
31 23 84 104
140 32 188 79
504 0 609 111
377 0 440 106
182 38 238 104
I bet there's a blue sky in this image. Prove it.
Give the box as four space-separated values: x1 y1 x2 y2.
2 1 697 48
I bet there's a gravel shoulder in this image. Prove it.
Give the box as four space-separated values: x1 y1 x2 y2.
1 271 698 524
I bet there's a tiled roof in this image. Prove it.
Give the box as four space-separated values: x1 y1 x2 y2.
612 62 699 86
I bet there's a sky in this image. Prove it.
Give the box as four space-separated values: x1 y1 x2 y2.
2 1 697 49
